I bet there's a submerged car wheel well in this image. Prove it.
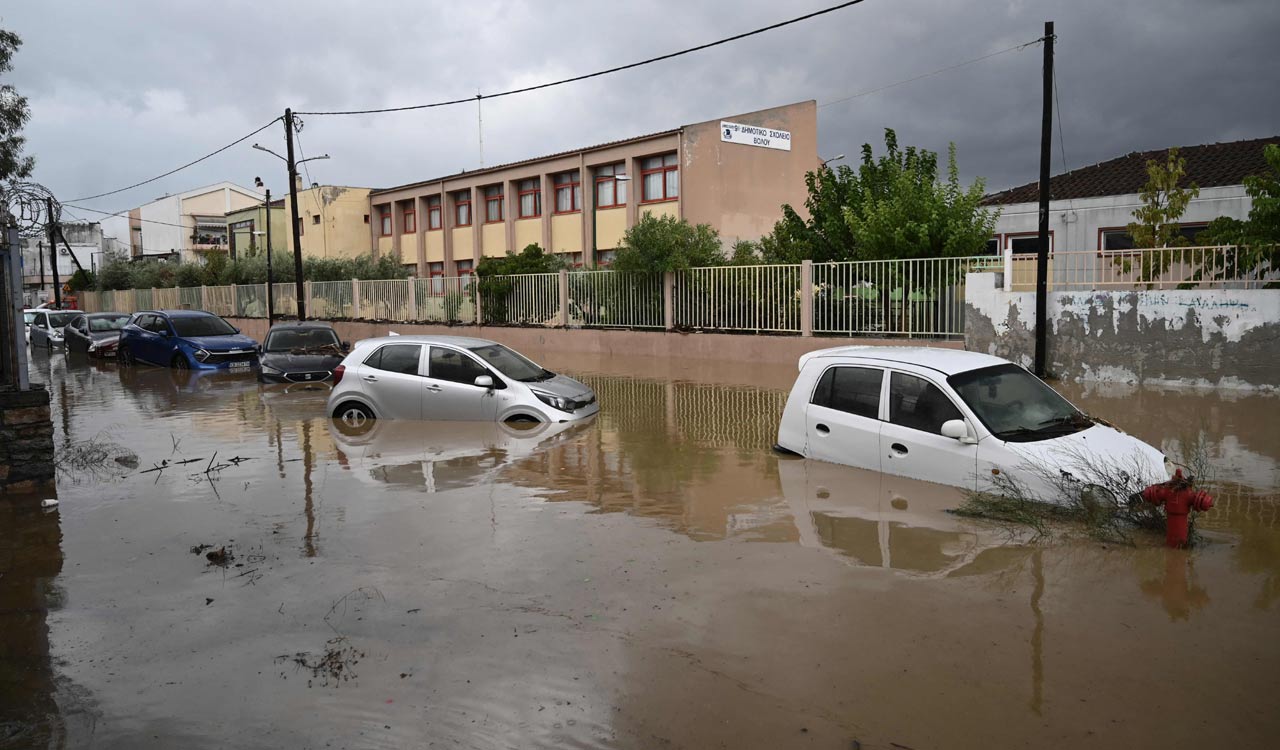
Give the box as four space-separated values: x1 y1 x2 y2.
332 400 375 420
503 413 543 425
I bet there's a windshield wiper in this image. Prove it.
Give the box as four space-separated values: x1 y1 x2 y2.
517 369 556 383
1036 413 1094 430
994 425 1042 440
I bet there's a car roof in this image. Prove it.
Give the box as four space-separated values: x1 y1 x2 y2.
267 322 335 330
85 311 129 318
138 309 218 318
355 334 498 349
799 346 1011 376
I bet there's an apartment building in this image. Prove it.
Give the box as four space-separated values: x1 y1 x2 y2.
284 184 374 260
99 182 264 262
226 199 286 258
369 100 818 275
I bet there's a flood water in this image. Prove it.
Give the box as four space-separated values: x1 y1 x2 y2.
3 347 1279 749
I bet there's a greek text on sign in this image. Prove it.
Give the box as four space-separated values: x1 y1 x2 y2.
720 121 791 152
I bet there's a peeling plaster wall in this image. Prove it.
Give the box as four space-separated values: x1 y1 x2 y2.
964 273 1280 390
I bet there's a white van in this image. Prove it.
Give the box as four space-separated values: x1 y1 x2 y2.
776 347 1172 502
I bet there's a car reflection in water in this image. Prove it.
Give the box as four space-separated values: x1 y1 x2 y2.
777 456 1018 577
328 416 595 493
117 363 260 410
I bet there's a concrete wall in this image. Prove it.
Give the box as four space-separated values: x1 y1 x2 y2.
0 384 55 495
225 316 961 366
964 272 1280 390
285 186 372 260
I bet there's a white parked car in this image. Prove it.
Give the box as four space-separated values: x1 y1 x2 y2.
28 309 79 350
327 335 599 428
776 347 1172 502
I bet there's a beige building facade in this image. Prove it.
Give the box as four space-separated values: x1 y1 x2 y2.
369 100 817 276
284 185 373 260
225 199 286 258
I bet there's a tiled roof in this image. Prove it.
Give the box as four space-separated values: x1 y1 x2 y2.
982 135 1280 206
370 128 680 197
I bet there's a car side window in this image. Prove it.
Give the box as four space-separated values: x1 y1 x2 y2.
889 372 963 434
146 316 169 334
35 312 47 327
364 344 422 376
811 366 883 420
428 347 491 385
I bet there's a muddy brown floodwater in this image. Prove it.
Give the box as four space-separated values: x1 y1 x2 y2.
3 347 1279 749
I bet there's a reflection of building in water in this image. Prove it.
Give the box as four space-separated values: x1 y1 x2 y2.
0 502 67 744
505 375 796 542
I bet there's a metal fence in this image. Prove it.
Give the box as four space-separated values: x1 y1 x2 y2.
814 256 1000 337
75 244 1271 339
1007 245 1278 291
675 264 802 333
569 270 663 329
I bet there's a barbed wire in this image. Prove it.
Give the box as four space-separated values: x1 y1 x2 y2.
0 181 61 238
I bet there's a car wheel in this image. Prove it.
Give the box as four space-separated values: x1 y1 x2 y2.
333 402 375 436
171 353 191 370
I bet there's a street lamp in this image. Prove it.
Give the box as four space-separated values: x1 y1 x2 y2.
820 153 846 168
254 176 275 325
253 144 329 320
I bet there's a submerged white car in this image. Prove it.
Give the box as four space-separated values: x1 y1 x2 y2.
327 335 599 428
776 347 1172 502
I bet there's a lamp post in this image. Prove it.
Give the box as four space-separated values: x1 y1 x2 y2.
254 177 274 325
253 143 329 320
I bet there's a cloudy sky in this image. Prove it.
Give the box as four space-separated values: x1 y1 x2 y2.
5 0 1279 220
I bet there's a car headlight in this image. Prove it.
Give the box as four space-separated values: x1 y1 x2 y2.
194 349 211 363
260 364 282 375
533 390 573 413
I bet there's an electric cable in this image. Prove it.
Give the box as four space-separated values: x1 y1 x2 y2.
66 116 283 202
296 0 871 116
819 36 1045 109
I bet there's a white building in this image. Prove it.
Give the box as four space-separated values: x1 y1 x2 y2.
983 136 1278 255
21 222 104 305
103 182 264 262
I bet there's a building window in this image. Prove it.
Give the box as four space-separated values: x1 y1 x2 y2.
364 214 370 224
484 185 504 223
595 163 626 208
455 258 474 276
1005 231 1052 257
516 178 541 219
985 237 1000 255
403 208 416 234
554 171 581 213
454 191 471 226
297 217 305 237
427 195 442 230
1099 223 1210 254
428 261 445 294
596 248 616 267
379 206 392 236
641 153 678 202
311 214 321 225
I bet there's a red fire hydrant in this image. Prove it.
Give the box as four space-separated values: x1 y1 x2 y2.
1141 469 1214 548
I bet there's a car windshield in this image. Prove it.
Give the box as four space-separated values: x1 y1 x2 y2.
265 328 340 352
47 312 79 328
469 344 551 382
90 315 131 332
948 364 1091 442
171 315 237 337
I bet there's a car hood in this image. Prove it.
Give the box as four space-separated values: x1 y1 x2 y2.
261 351 344 370
1003 423 1166 488
181 334 259 352
91 331 122 341
526 373 594 400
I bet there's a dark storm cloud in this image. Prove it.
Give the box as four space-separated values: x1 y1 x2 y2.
5 0 1278 215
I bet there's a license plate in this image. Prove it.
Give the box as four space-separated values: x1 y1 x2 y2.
228 361 251 370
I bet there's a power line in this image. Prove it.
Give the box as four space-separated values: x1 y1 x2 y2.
63 202 193 230
67 116 283 203
296 0 871 116
1053 67 1070 176
818 37 1045 109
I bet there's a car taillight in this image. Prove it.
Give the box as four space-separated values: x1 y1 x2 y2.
332 364 345 385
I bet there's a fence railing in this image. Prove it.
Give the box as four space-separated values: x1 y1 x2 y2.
74 245 1271 339
1006 245 1278 291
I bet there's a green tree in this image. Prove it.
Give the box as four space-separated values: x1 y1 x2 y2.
1127 147 1200 248
0 27 34 181
612 214 724 272
1197 143 1280 285
843 132 997 260
761 129 996 262
474 244 565 324
66 268 95 293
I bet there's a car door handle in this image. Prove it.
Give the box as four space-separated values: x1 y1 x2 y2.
815 423 830 435
424 384 442 392
890 442 909 456
362 375 378 382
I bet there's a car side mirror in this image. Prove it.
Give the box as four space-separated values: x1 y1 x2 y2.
341 341 350 352
473 375 494 389
233 326 241 333
941 419 976 444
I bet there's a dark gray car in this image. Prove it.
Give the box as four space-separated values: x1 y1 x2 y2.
65 312 131 357
258 322 348 384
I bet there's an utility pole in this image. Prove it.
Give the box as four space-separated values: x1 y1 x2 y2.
284 108 306 319
45 198 61 309
37 240 45 292
265 187 275 324
1034 21 1054 378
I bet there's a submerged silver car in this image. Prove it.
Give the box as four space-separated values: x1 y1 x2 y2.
326 335 598 429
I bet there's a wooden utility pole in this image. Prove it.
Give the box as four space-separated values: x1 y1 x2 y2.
1034 21 1054 378
45 198 61 309
284 109 306 319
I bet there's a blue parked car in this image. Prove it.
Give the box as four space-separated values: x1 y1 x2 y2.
118 310 260 371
